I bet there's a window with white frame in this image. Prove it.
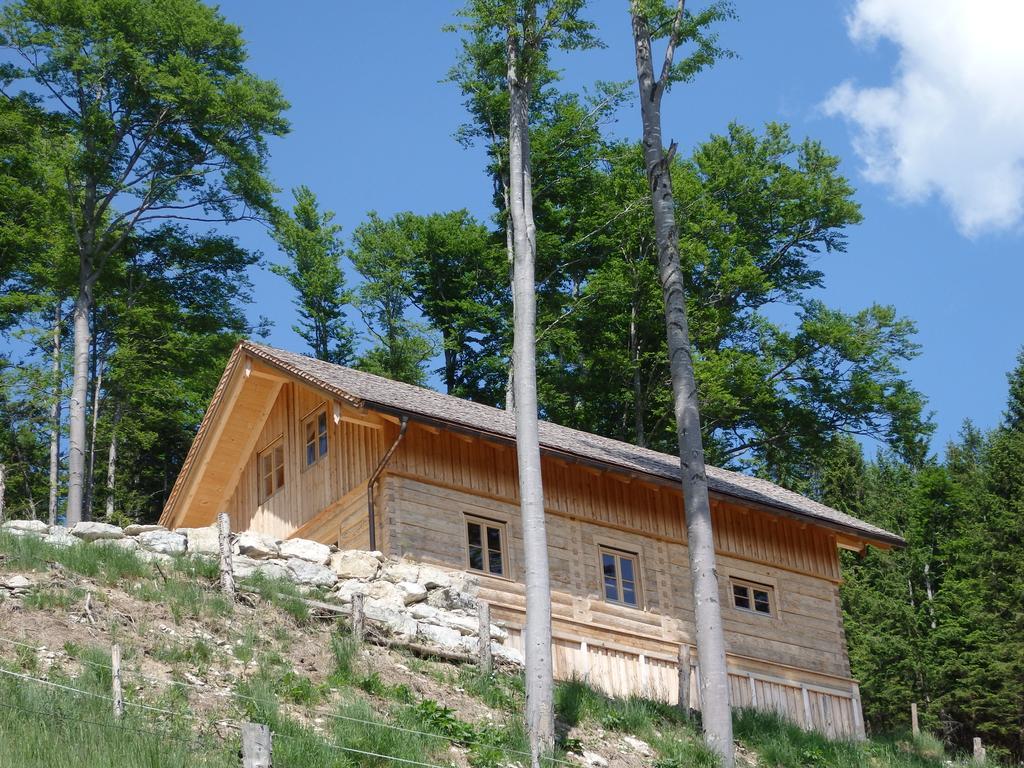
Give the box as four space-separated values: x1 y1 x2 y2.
465 516 507 577
731 578 774 616
600 546 641 607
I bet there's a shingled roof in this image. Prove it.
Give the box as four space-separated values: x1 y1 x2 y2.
241 341 903 548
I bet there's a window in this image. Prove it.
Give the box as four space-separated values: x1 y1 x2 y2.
600 547 641 607
303 408 329 468
731 579 774 616
258 440 285 503
466 517 507 577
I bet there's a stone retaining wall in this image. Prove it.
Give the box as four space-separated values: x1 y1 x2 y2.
0 519 522 667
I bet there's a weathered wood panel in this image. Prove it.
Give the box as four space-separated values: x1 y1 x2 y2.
383 474 852 680
388 425 841 582
224 382 387 539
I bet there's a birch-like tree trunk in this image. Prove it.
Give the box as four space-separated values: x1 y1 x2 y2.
0 463 6 524
66 273 95 526
507 5 555 763
83 363 103 521
629 3 734 765
48 300 62 526
104 404 122 520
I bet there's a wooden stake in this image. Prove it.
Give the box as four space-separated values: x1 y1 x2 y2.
478 601 492 675
111 643 124 720
801 684 813 729
677 644 691 718
241 722 272 768
911 702 919 737
351 593 365 642
973 737 985 764
218 512 235 599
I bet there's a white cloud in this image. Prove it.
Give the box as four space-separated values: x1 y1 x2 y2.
823 0 1024 236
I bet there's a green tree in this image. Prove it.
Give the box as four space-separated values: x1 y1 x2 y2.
271 186 354 364
0 0 289 524
349 213 435 386
540 126 928 481
91 225 259 522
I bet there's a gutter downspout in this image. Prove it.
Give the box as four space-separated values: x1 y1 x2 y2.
367 416 409 552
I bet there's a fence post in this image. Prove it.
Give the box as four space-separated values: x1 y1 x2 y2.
477 601 492 675
351 593 365 642
677 644 691 718
973 737 985 764
218 512 235 599
748 673 758 708
241 722 272 768
111 643 124 720
911 702 919 737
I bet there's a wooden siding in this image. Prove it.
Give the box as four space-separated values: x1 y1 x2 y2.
223 382 387 540
388 424 841 582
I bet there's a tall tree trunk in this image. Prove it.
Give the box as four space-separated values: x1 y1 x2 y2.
630 288 646 447
0 463 6 524
67 259 98 526
507 7 554 764
505 212 517 412
83 363 103 521
48 300 62 526
629 4 734 765
104 405 121 520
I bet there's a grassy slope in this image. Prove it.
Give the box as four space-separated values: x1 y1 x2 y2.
0 532 976 768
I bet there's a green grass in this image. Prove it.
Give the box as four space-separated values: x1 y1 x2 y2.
732 707 967 768
0 531 149 584
0 659 237 768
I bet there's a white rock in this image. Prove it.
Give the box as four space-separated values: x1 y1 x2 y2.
43 531 79 548
330 550 380 580
285 558 337 588
621 736 652 757
106 537 140 551
235 532 279 559
489 623 509 642
439 612 479 636
229 556 287 582
330 579 369 604
417 564 452 590
137 530 186 555
2 520 48 534
409 603 441 621
368 550 385 562
3 575 33 590
364 600 418 640
138 550 173 566
180 526 219 554
581 752 608 768
123 524 167 536
396 581 428 605
70 521 124 541
417 623 463 651
492 643 524 666
381 560 420 584
279 538 330 565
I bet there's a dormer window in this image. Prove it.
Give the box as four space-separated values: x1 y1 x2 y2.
304 408 328 468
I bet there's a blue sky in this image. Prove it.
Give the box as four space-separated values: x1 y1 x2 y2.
214 0 1023 455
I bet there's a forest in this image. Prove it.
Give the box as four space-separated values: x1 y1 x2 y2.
0 0 1020 762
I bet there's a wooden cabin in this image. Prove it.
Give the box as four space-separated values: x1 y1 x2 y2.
160 341 903 739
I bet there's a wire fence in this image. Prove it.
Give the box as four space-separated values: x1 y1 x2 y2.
0 529 575 767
